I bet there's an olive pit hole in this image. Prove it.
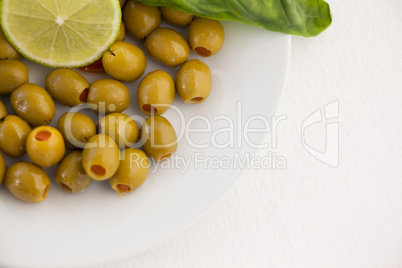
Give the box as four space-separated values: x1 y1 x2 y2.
191 97 204 102
117 184 131 193
79 88 89 102
61 183 73 193
91 165 106 176
195 47 211 57
160 153 172 161
142 104 158 114
35 131 52 141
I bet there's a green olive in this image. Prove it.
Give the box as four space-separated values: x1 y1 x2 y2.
145 27 190 67
0 152 5 186
11 83 56 126
26 126 65 167
0 27 21 60
119 0 127 8
0 60 29 94
140 115 177 161
123 0 161 40
0 115 31 157
87 78 130 114
82 134 120 181
45 69 90 106
137 70 175 116
102 41 146 82
109 148 149 195
188 18 225 57
98 113 139 149
0 99 7 120
116 21 126 41
57 112 96 149
176 59 212 104
5 162 50 203
55 151 92 193
160 6 194 26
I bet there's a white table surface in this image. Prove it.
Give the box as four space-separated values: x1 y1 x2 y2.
108 0 402 267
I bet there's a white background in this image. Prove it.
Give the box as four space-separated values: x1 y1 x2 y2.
110 0 402 267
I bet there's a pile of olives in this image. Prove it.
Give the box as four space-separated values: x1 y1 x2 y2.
0 0 225 203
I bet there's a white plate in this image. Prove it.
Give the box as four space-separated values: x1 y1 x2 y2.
0 21 290 267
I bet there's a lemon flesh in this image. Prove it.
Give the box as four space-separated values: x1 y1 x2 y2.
0 0 121 68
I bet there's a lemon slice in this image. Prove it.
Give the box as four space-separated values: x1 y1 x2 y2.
0 0 121 68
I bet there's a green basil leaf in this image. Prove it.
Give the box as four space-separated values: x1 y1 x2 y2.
137 0 332 37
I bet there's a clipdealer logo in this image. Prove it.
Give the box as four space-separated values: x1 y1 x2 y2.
301 100 339 167
61 100 339 172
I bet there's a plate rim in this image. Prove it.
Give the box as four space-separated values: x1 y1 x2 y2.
0 25 291 268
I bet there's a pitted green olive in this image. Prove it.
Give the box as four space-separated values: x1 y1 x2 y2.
82 134 120 181
45 69 90 106
57 112 97 149
102 41 146 82
87 78 130 114
145 27 190 67
0 115 31 157
56 151 92 193
0 60 29 94
176 59 212 104
188 17 225 57
0 28 21 60
11 83 56 126
109 148 149 195
26 126 65 167
5 162 50 203
137 70 175 116
117 21 126 41
140 115 177 161
123 0 161 40
98 113 139 149
160 6 194 26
